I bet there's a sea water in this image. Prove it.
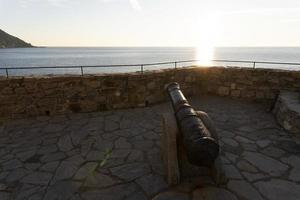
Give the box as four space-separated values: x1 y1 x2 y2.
0 47 299 76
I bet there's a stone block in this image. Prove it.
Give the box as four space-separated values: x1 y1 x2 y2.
273 91 300 135
241 90 256 98
147 82 156 90
231 90 240 98
230 83 236 90
217 86 229 96
256 91 265 99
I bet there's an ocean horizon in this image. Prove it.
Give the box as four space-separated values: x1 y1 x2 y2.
1 46 300 76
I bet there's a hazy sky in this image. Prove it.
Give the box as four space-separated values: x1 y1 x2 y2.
1 0 300 47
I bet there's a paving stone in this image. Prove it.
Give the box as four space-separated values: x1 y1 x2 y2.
242 172 268 182
28 192 45 200
104 120 119 132
277 140 300 154
86 150 105 161
66 148 81 157
133 140 154 150
38 144 57 154
80 137 96 156
25 163 40 170
261 146 285 158
220 156 231 164
289 168 300 182
153 191 190 200
227 180 264 200
74 162 98 180
235 136 254 144
280 155 300 168
94 138 114 152
40 161 60 172
102 133 119 141
81 183 138 200
242 151 289 176
58 134 73 152
193 187 238 200
136 174 168 196
105 114 122 122
225 152 239 163
0 171 9 180
219 130 235 138
1 154 14 162
110 163 151 181
69 194 83 200
129 127 148 137
40 152 66 163
237 160 258 173
241 143 258 151
127 149 144 162
0 183 7 190
111 129 132 138
44 181 81 200
21 172 52 185
0 192 11 200
16 149 36 161
84 172 121 188
70 130 88 146
43 137 58 145
120 119 133 129
223 164 243 179
2 159 23 170
52 161 78 182
115 137 131 149
66 154 85 166
110 149 131 159
44 123 65 133
124 191 148 200
15 185 45 200
255 179 300 200
143 130 160 140
222 138 239 147
237 125 257 133
6 168 29 182
257 140 271 148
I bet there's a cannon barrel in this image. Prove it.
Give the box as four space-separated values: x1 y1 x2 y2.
166 82 219 167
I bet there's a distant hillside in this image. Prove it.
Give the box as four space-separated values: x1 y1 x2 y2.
0 29 33 48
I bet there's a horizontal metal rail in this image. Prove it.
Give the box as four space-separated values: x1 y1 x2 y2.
1 59 300 78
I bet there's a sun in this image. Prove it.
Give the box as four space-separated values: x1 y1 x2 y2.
195 13 220 66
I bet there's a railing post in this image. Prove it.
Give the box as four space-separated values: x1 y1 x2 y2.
141 65 144 73
5 68 8 78
253 62 256 69
80 66 84 76
175 62 177 69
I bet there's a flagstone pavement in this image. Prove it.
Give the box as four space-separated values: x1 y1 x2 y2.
0 96 300 200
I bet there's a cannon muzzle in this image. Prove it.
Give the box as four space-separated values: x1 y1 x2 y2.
166 82 219 167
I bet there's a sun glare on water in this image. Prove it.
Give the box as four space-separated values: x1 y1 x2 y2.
195 13 220 66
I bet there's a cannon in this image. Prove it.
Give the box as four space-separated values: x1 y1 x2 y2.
166 82 219 167
161 82 225 186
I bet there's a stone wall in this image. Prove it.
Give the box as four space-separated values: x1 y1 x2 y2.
0 67 300 120
199 67 300 99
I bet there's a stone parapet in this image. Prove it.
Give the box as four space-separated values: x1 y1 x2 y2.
0 67 300 120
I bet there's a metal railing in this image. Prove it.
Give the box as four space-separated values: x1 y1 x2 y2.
1 59 300 78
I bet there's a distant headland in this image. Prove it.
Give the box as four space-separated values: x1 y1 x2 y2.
0 29 34 48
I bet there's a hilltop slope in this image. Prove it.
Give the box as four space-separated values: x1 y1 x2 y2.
0 29 33 48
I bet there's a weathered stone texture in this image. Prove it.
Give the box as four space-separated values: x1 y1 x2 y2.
1 67 300 120
273 91 300 135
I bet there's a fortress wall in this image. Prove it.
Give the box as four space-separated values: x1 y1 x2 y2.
1 67 299 120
